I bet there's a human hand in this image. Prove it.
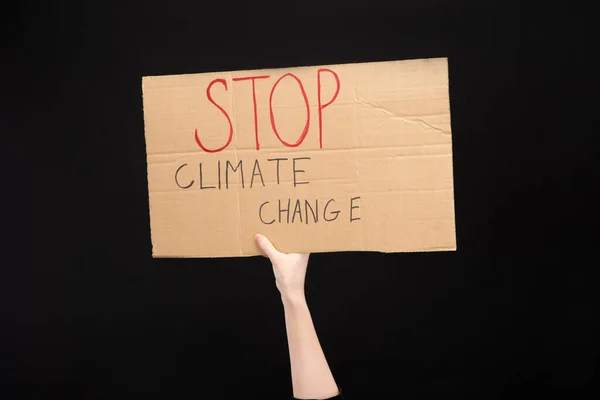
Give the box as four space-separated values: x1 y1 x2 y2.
255 234 309 304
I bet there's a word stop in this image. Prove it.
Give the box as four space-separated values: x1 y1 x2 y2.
194 68 341 153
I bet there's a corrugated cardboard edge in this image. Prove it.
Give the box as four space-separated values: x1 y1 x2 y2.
141 57 445 82
149 248 457 259
445 57 458 253
141 76 156 258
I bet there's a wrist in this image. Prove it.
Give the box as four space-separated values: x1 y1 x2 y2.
281 292 306 308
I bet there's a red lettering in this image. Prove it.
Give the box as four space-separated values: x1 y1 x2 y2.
269 73 310 148
195 70 340 151
317 68 340 149
194 78 233 153
232 75 270 150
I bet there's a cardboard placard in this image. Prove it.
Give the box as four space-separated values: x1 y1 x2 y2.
142 57 456 257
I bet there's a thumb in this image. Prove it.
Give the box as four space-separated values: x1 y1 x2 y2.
255 234 281 261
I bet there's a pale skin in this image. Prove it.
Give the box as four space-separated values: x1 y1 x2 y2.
255 234 340 400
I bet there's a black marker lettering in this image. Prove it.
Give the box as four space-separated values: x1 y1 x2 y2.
292 199 303 223
267 158 288 185
250 159 265 188
226 160 245 189
323 199 340 222
199 163 216 190
175 163 194 189
279 199 291 223
305 199 318 224
259 201 275 224
350 196 361 222
293 157 311 186
217 160 221 190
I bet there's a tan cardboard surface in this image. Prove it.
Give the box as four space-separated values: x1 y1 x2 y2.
142 57 456 257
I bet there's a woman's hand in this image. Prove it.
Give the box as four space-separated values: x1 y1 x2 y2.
255 234 309 304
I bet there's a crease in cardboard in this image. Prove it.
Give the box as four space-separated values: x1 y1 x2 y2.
356 156 365 252
147 144 451 158
352 88 449 135
229 72 245 256
141 83 157 257
147 187 452 195
351 93 365 252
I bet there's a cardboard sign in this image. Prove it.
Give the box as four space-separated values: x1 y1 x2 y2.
142 57 456 257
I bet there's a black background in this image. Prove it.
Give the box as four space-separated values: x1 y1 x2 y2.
2 1 598 399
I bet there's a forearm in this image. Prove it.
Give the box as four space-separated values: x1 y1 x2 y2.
283 295 339 400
